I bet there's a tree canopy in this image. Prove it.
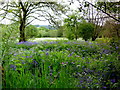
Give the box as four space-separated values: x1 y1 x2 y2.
0 0 67 42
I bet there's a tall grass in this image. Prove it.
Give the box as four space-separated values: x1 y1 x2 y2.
2 40 120 88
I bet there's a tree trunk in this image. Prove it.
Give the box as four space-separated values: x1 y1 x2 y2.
75 35 77 40
92 35 98 41
19 6 27 42
19 22 26 42
116 28 120 39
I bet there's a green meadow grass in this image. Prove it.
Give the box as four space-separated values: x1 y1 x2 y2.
2 40 120 88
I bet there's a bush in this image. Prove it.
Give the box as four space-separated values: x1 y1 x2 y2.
25 25 39 39
57 27 64 37
0 23 19 67
49 30 57 37
79 21 94 41
66 33 74 40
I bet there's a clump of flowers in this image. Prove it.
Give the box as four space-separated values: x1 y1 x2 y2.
10 64 16 70
17 41 38 46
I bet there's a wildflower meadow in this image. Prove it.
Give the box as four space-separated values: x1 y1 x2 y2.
0 0 120 89
2 40 120 88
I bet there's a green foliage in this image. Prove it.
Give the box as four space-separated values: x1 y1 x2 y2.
64 14 81 40
101 20 120 39
49 30 58 37
66 31 74 40
100 19 120 49
57 27 64 37
79 21 94 41
25 25 39 39
38 26 49 31
0 23 19 59
97 2 120 14
2 40 120 88
0 1 67 42
38 26 64 37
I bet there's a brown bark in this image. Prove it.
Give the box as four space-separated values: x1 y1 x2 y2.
92 35 98 41
19 1 27 42
19 21 26 42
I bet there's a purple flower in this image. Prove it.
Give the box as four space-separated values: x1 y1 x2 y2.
102 49 110 54
10 64 16 70
68 54 72 57
116 46 119 49
82 57 84 59
32 60 38 65
46 49 49 51
66 62 68 64
17 41 38 46
71 62 75 64
49 73 52 76
90 46 93 48
17 41 25 45
80 80 83 83
14 54 17 56
61 62 64 64
22 62 25 64
67 48 71 51
26 56 32 58
29 56 32 58
110 79 116 83
48 66 51 68
50 42 55 44
68 52 74 57
46 52 49 55
76 55 80 57
26 56 29 58
103 86 107 88
44 41 48 44
89 42 92 44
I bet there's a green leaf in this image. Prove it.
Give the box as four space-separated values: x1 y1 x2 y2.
8 10 13 13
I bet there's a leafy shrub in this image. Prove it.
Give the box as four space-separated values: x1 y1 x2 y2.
79 21 94 41
57 27 64 37
25 25 39 39
0 23 19 59
66 33 74 40
49 30 57 37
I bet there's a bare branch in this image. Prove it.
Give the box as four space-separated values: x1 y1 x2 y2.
84 0 120 22
25 19 36 26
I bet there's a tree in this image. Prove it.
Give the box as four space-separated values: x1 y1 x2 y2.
68 0 120 41
38 26 49 32
0 0 66 42
79 20 94 41
57 26 64 37
64 13 81 40
79 0 120 22
25 25 38 39
102 19 120 39
96 1 120 19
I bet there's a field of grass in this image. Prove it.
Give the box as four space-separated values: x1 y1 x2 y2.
2 39 120 88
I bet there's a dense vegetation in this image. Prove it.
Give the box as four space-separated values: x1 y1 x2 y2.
1 39 120 88
0 0 120 89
